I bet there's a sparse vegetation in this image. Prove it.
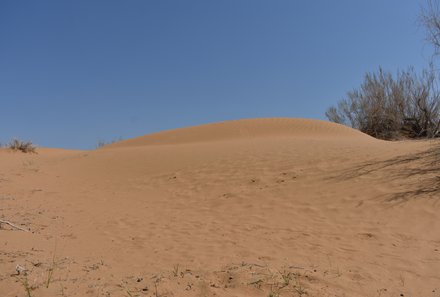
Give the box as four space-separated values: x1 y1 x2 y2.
294 281 307 297
96 137 124 149
327 0 440 140
7 139 37 153
278 269 293 287
421 0 440 56
96 140 110 148
172 264 180 277
18 275 34 297
45 253 56 288
326 66 440 139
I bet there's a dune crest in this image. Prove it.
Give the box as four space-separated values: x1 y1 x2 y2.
106 118 373 148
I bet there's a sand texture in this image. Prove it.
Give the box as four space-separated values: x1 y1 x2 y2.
0 118 439 297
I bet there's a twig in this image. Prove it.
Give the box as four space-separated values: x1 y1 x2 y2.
248 279 263 285
240 262 267 268
0 219 29 232
288 265 305 270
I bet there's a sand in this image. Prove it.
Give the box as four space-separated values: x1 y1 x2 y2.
0 118 439 297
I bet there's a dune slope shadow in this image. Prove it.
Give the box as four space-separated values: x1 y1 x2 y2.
331 141 440 202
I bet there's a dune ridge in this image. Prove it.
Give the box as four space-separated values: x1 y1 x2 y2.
105 118 374 148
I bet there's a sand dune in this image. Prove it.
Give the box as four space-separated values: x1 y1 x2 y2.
0 118 439 297
105 118 373 148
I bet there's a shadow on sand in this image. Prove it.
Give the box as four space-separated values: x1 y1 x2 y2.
331 141 440 203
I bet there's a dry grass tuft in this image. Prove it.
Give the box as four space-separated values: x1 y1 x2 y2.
8 139 37 153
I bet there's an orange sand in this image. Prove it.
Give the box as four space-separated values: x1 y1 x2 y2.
0 118 439 297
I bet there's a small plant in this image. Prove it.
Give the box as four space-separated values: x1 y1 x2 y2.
46 244 58 288
278 269 293 287
8 139 36 153
46 262 55 288
172 264 180 277
154 279 159 297
59 283 66 297
96 137 124 149
18 276 34 297
268 282 280 297
294 280 307 297
96 140 108 148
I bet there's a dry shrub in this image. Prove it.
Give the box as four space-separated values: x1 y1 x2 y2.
8 139 37 153
326 67 440 139
421 0 440 56
96 137 123 149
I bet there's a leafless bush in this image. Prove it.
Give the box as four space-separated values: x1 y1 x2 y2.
96 140 108 149
326 67 440 139
8 139 37 153
421 0 440 55
96 137 123 149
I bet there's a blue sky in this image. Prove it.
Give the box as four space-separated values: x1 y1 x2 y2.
0 0 433 149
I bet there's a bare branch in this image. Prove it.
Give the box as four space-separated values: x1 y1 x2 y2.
0 219 29 232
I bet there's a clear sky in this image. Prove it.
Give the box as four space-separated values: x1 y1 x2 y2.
0 0 434 149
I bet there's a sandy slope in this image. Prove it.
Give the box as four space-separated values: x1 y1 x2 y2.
0 118 439 297
106 118 371 148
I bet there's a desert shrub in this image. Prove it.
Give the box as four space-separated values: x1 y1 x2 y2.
96 140 108 149
96 137 123 149
326 67 440 139
8 139 37 153
421 0 440 55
